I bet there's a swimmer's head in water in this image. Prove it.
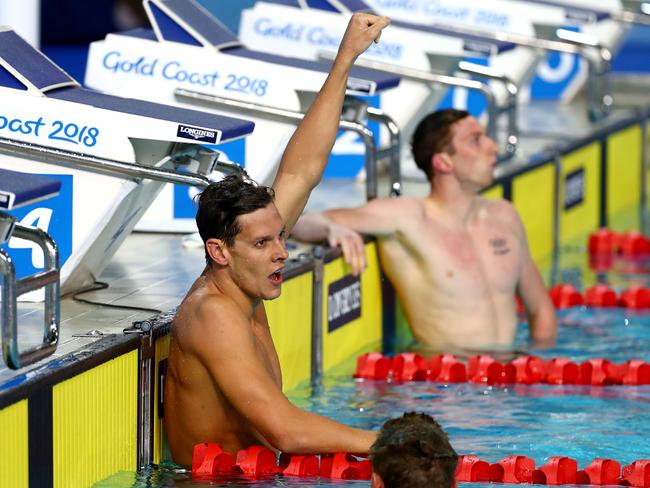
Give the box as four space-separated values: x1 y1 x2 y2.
196 175 275 264
370 412 458 488
411 109 469 181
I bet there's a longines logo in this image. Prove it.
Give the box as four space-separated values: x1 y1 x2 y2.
176 124 218 143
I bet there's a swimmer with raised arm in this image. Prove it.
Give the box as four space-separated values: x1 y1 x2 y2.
293 110 557 355
164 13 391 466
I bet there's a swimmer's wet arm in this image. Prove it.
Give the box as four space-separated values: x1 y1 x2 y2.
193 299 377 454
292 214 367 275
272 13 390 233
513 216 557 346
324 198 411 236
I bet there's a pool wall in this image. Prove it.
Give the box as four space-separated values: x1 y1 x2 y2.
1 110 649 487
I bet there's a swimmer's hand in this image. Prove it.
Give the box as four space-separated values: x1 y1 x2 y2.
327 223 367 277
337 13 391 63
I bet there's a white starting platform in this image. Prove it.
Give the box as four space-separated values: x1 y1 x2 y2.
241 0 527 160
84 0 402 232
0 26 255 298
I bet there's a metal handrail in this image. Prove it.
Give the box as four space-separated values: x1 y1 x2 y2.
174 88 390 201
458 61 519 158
425 22 613 121
554 28 613 121
616 2 650 25
0 137 247 189
331 56 500 141
0 217 60 369
367 106 402 196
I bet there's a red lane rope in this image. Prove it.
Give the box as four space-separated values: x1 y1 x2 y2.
354 352 650 386
191 444 370 480
191 444 650 486
545 283 650 310
456 454 650 487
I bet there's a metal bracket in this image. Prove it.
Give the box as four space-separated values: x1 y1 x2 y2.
1 219 60 369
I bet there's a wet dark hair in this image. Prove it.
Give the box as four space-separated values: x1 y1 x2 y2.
195 175 275 264
411 109 470 181
370 412 458 488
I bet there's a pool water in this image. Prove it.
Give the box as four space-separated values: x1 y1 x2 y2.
95 256 650 487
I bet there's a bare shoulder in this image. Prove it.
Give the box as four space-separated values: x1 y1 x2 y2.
479 197 521 223
385 196 426 216
174 283 249 350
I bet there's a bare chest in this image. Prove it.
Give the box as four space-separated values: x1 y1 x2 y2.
252 320 283 387
408 220 522 293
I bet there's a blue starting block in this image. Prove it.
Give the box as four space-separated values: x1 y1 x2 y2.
85 0 402 232
1 26 255 298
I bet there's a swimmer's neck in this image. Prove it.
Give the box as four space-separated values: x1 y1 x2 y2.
201 265 263 317
426 186 480 225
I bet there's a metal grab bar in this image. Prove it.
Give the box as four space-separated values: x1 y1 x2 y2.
421 22 612 121
0 137 247 190
332 56 501 145
617 1 650 24
0 215 60 369
174 88 396 201
458 61 519 159
554 28 613 121
367 107 402 196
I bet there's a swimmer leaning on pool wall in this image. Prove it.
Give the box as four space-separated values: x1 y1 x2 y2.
163 13 391 467
292 109 557 355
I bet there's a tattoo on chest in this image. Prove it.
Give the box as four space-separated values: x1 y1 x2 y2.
490 237 511 256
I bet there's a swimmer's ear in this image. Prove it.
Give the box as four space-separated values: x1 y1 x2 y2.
432 152 453 175
206 238 229 266
370 472 385 488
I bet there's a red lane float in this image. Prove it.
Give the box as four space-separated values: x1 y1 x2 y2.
546 282 650 310
588 229 650 257
192 443 236 476
354 353 650 386
279 453 319 477
584 284 618 308
620 287 650 309
236 446 279 476
549 284 584 309
457 455 650 487
588 228 619 255
192 444 650 486
489 455 535 483
192 444 370 480
320 453 371 480
354 352 392 380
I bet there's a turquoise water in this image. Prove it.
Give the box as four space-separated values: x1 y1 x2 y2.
97 258 650 487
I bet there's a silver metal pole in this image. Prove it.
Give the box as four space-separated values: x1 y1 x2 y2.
174 89 382 200
0 137 213 188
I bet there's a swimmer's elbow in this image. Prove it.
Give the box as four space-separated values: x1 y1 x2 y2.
267 429 310 454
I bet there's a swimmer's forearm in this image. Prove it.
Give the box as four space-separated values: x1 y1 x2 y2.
266 407 377 454
528 305 557 344
291 214 332 242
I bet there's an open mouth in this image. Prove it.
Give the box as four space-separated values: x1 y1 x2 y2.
269 270 283 285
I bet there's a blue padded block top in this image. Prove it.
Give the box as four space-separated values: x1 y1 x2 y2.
391 20 516 54
224 47 400 92
298 0 516 54
313 0 374 13
0 29 76 92
118 28 159 41
146 0 242 48
48 87 254 141
518 0 610 22
0 169 61 210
